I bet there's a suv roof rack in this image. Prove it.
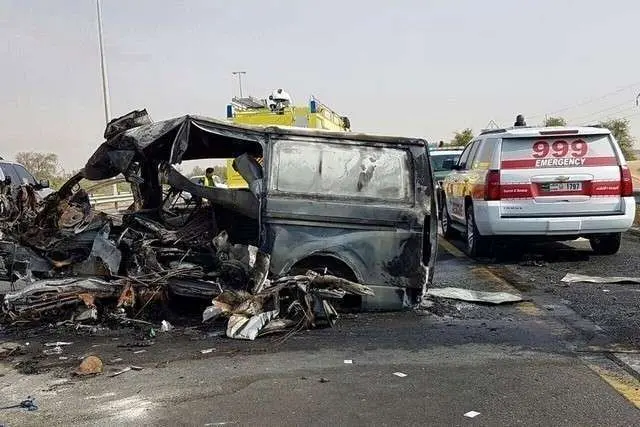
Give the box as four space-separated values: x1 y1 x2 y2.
479 128 508 135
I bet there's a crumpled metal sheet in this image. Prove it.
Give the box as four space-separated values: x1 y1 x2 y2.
202 271 374 339
85 115 265 181
561 273 640 284
74 224 122 276
426 287 523 304
226 310 279 341
3 278 120 317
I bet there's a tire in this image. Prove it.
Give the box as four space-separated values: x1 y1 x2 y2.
465 203 491 258
440 199 456 239
589 233 621 255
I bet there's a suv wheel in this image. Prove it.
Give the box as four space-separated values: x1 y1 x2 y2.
589 233 622 255
465 204 491 258
440 198 455 238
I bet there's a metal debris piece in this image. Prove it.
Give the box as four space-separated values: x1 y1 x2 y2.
561 273 640 284
426 287 523 304
226 310 279 341
76 307 98 322
74 224 122 276
3 278 119 320
109 366 132 377
0 342 22 358
109 366 142 377
201 271 374 339
76 356 104 376
344 360 353 364
0 396 38 411
464 411 481 418
44 342 73 347
393 372 407 378
43 346 63 356
160 320 174 332
200 348 215 354
250 251 270 294
78 293 96 307
117 283 136 309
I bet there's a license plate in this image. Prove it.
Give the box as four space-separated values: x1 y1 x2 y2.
542 182 582 192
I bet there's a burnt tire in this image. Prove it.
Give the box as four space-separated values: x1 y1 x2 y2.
465 204 491 258
589 233 622 255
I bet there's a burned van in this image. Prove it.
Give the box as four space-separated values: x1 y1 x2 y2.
80 112 438 310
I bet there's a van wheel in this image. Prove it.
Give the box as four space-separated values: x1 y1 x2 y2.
465 204 491 258
440 200 456 238
589 233 621 255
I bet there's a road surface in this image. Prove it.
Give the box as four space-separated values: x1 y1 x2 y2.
1 232 640 425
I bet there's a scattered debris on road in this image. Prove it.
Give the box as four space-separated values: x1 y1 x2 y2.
463 411 480 418
109 365 143 377
0 396 38 412
0 342 22 358
393 372 407 377
561 273 640 285
76 355 104 376
425 287 524 304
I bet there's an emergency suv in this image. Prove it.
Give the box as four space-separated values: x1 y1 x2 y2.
440 125 635 257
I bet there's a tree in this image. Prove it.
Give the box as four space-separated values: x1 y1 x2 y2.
544 116 567 127
599 119 636 160
189 166 205 177
450 128 473 147
15 152 60 180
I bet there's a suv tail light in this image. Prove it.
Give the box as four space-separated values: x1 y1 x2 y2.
485 170 501 201
620 165 633 197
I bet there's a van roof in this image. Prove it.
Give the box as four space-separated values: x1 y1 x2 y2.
250 122 427 146
479 126 611 138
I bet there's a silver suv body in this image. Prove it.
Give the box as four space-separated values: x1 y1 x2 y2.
441 126 635 257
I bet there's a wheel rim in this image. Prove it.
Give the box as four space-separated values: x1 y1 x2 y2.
466 211 474 252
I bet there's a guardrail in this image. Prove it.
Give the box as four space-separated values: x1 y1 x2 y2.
89 193 135 210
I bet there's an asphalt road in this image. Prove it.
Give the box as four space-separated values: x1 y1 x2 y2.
2 234 640 425
465 231 640 349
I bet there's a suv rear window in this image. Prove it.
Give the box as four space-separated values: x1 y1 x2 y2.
500 135 617 169
431 153 461 172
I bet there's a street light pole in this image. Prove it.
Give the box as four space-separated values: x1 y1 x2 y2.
96 0 111 125
232 71 246 98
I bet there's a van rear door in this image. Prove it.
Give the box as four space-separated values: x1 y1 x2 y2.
499 132 627 218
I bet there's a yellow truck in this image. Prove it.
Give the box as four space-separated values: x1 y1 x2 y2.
224 90 351 187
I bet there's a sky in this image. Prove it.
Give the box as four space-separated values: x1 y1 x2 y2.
2 0 640 172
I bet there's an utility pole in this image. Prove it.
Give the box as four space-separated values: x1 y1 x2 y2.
232 71 247 98
96 0 111 125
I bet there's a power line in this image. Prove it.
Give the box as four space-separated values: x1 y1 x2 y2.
529 81 640 120
576 107 637 125
569 100 636 123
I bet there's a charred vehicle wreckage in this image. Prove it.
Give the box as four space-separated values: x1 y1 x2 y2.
0 110 437 340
